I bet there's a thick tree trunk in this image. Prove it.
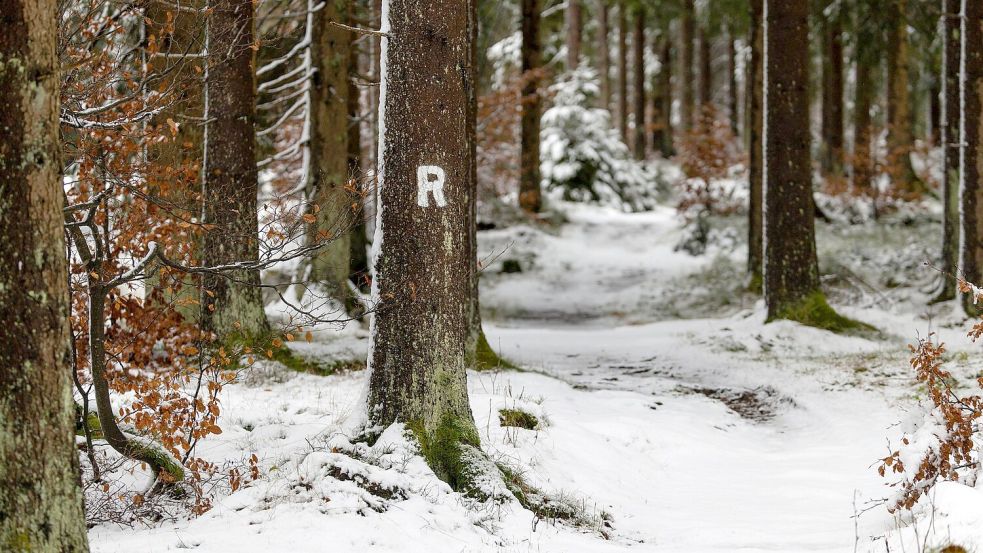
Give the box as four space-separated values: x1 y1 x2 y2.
747 0 764 290
680 0 695 130
633 9 646 159
0 2 90 550
202 0 270 338
567 0 582 70
308 0 356 305
368 0 484 491
821 7 844 176
653 35 674 157
764 0 826 320
698 27 712 110
598 1 611 110
520 0 543 212
617 1 629 141
960 0 983 314
886 0 921 193
934 0 960 302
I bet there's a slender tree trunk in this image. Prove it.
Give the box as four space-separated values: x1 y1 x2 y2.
764 0 824 319
308 0 357 306
617 1 629 140
368 0 484 491
520 0 543 212
598 1 611 109
747 0 764 290
680 0 695 130
727 33 738 134
934 0 960 302
633 8 646 159
567 0 582 70
653 35 674 157
960 0 983 314
821 7 844 176
698 27 712 110
347 1 369 290
202 0 270 338
0 2 90 550
886 0 921 193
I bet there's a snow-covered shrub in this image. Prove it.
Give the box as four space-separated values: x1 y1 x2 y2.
540 67 656 212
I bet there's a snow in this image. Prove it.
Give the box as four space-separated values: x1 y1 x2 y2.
88 198 983 551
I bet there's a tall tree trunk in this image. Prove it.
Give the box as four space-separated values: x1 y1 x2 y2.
653 35 675 157
727 33 738 134
960 0 983 314
747 0 764 291
680 0 695 130
598 0 611 109
368 0 484 491
765 0 829 321
633 8 646 159
886 0 921 193
698 26 712 110
821 6 845 176
853 36 875 200
617 1 629 140
348 1 370 290
934 0 960 302
0 1 90 550
202 0 270 338
308 0 357 306
567 0 582 70
520 0 543 212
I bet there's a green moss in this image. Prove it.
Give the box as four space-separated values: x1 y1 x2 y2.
499 408 538 430
75 409 103 440
768 291 877 335
129 441 185 482
407 414 483 496
473 332 519 371
270 347 365 376
5 530 31 552
747 271 763 294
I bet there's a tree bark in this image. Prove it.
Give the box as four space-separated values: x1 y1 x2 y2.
653 35 674 157
617 1 629 141
520 0 543 212
934 0 960 302
821 6 844 176
960 0 983 314
885 0 921 193
680 0 695 130
308 0 357 306
202 0 270 338
567 0 582 70
747 0 764 290
698 26 712 110
0 1 90 550
727 33 738 134
632 8 646 159
368 0 484 491
853 31 875 200
598 1 611 110
347 0 369 289
764 0 824 319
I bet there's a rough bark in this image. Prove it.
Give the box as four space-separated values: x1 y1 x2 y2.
653 35 674 157
0 2 90 550
885 0 921 193
853 33 875 199
821 6 844 176
727 33 738 134
347 1 369 288
617 1 629 141
747 0 764 290
632 9 646 159
764 0 825 321
680 0 695 130
368 0 484 491
934 0 960 302
519 0 543 213
961 0 983 314
567 0 582 70
308 0 356 305
598 1 611 109
201 0 270 338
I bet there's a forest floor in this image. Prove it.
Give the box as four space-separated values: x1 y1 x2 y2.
89 201 983 552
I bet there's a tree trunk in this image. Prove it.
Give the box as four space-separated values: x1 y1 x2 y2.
886 0 921 193
308 0 357 306
520 0 543 213
747 0 764 291
633 8 646 159
368 0 484 492
680 0 695 130
960 0 983 314
653 35 674 157
821 6 844 176
617 1 629 141
347 1 370 290
698 27 712 110
598 1 611 110
0 2 90 550
764 0 826 320
727 33 738 134
934 0 960 302
567 0 582 70
202 0 270 338
853 34 875 199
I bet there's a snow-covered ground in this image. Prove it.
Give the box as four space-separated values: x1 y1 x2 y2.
89 202 983 552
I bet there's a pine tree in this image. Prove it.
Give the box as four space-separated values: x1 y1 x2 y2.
747 0 764 291
934 0 960 303
960 0 983 314
202 0 270 338
567 0 583 69
632 6 647 159
680 0 695 130
598 0 612 109
0 1 90 550
617 0 629 140
368 0 487 491
520 0 543 212
652 33 675 157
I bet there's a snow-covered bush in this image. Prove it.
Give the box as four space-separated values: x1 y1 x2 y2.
540 67 656 212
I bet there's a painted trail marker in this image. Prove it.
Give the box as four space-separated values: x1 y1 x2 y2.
416 165 447 208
